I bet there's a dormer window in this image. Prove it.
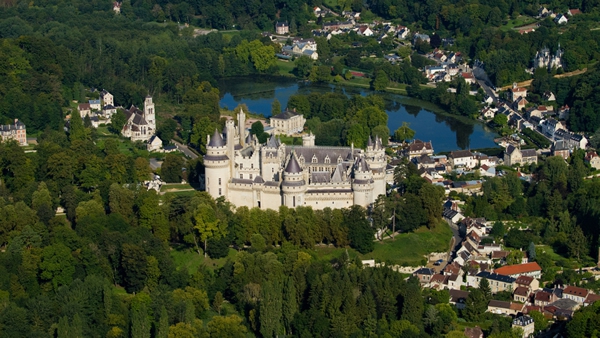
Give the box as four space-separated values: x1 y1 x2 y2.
299 155 305 164
324 155 331 164
337 156 343 163
311 155 318 163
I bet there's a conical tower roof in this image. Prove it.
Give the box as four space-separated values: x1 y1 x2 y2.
245 132 252 145
285 153 302 174
367 136 373 147
208 129 224 147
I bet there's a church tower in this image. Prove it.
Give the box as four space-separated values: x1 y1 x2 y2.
204 129 231 199
144 95 156 130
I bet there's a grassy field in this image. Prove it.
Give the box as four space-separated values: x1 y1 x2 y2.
499 15 538 31
171 246 238 274
362 225 453 266
276 59 296 77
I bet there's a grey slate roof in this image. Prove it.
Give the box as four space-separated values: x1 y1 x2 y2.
285 146 358 165
285 153 302 174
208 129 225 147
271 109 298 120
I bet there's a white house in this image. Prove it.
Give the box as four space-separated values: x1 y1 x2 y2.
450 150 477 169
89 99 102 111
357 25 374 37
555 13 568 24
147 135 163 152
397 26 410 39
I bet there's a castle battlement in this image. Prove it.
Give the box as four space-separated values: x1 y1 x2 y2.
204 108 387 210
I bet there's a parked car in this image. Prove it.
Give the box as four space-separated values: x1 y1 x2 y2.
434 259 444 266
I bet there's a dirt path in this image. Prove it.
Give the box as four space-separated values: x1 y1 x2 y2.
499 68 588 90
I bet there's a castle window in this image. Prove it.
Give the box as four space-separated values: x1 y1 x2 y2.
312 155 317 163
240 174 243 179
250 174 253 179
251 163 254 169
240 163 243 169
218 178 221 185
324 156 330 164
218 188 221 196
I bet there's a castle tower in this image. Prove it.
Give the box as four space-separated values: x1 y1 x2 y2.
352 157 374 207
302 132 315 147
281 152 306 208
261 134 283 181
144 95 155 130
238 108 247 146
365 135 387 197
225 120 236 175
204 129 230 199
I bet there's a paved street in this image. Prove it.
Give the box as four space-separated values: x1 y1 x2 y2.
473 65 498 103
171 140 198 159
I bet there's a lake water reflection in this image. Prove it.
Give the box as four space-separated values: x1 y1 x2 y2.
217 76 498 153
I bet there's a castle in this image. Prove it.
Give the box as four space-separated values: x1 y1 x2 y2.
204 109 387 210
121 95 156 142
534 45 563 70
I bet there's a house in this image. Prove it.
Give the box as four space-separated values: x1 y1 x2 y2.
100 90 114 106
414 267 435 284
515 275 539 291
147 135 163 152
322 21 354 31
513 97 528 111
443 261 461 276
113 1 121 13
567 8 582 16
270 109 306 136
509 83 528 102
449 290 470 310
470 271 516 293
494 262 542 278
276 22 289 35
551 140 570 160
397 26 410 39
406 140 434 159
282 41 319 60
313 7 322 16
504 145 538 167
543 91 556 101
443 209 463 224
482 107 496 119
585 151 600 170
478 165 496 177
584 293 600 306
78 103 91 118
89 99 101 111
103 105 117 118
555 13 568 24
512 316 535 338
449 150 477 169
357 25 373 37
464 326 484 338
513 286 530 303
413 32 430 44
539 118 560 138
534 291 554 306
488 300 523 315
461 72 476 85
563 286 590 304
0 119 27 146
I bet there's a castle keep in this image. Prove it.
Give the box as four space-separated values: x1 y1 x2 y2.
204 110 387 210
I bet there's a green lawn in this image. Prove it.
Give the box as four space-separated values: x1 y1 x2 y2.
170 247 238 274
160 183 194 192
362 225 453 266
499 15 538 31
276 59 296 77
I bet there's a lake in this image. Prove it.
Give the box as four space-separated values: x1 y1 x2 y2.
218 76 498 153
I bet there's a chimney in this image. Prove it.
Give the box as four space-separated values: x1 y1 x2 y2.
293 108 296 112
14 119 18 124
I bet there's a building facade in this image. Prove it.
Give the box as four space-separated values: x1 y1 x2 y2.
121 96 156 142
0 119 27 145
204 110 387 210
269 109 306 136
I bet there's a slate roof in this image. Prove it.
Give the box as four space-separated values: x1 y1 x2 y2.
451 150 473 158
514 286 530 297
449 289 470 303
476 271 516 283
272 109 299 120
208 129 225 147
488 300 511 309
285 146 358 166
285 153 302 174
0 120 25 131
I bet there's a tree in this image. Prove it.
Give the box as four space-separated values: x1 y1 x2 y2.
393 122 416 142
372 70 390 91
493 113 508 126
400 278 424 328
207 315 247 338
345 206 374 254
130 295 151 338
250 44 276 72
463 289 488 321
39 243 75 291
32 182 55 224
479 278 492 301
194 203 224 257
528 242 536 261
69 113 87 142
529 310 548 332
157 306 169 338
259 281 283 338
213 291 224 315
250 121 268 143
162 154 184 183
109 109 127 134
157 119 178 143
490 221 505 240
295 56 312 78
282 277 297 335
121 243 148 293
271 98 281 116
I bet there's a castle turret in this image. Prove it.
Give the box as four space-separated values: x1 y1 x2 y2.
238 108 247 146
204 129 230 199
302 132 315 147
352 157 374 207
282 152 306 207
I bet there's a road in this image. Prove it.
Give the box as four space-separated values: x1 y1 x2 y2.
172 140 198 159
473 66 498 103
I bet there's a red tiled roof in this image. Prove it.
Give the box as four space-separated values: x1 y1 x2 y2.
585 294 600 304
515 275 534 286
78 103 91 110
511 87 527 92
514 286 529 296
494 262 541 276
563 285 589 297
535 291 551 301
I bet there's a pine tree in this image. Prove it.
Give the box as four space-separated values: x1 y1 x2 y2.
479 278 492 301
282 277 297 335
213 291 224 315
271 98 281 116
400 279 424 329
130 301 151 338
156 306 169 338
259 281 283 338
